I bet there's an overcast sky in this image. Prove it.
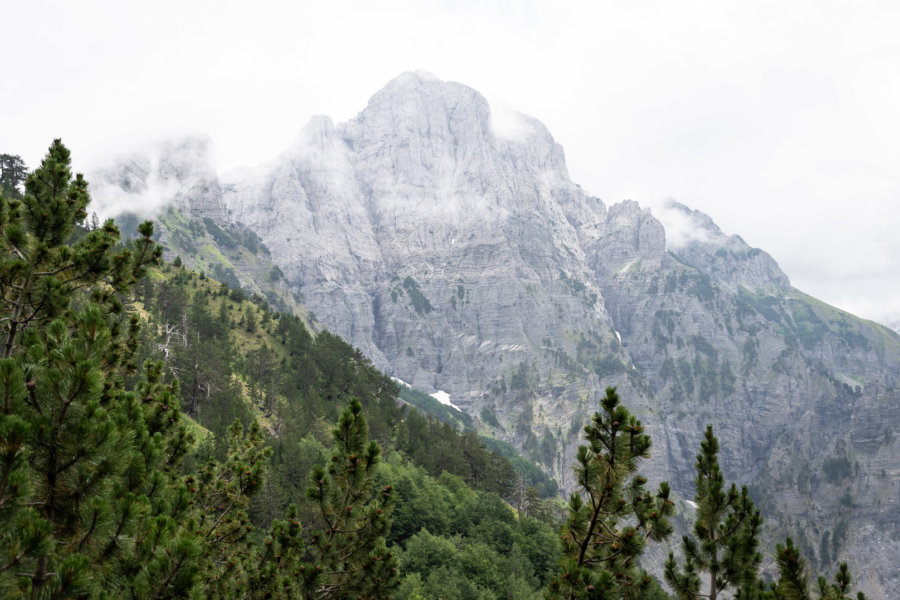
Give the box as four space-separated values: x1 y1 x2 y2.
4 0 899 325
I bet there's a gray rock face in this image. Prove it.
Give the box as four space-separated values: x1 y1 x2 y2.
223 72 615 405
159 72 897 597
663 200 790 292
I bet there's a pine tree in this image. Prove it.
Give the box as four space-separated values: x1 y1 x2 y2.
190 398 399 600
0 153 27 200
547 387 674 600
0 140 160 359
191 419 298 599
302 398 399 599
2 140 402 599
0 140 198 598
665 425 763 600
772 538 867 600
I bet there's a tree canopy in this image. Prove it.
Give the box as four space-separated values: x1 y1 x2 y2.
547 387 675 600
0 153 27 200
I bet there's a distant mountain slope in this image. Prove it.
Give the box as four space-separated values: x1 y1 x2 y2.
93 72 900 599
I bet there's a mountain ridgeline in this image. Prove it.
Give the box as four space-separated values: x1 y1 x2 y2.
92 72 900 598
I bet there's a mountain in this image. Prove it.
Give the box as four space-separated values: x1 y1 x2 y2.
89 136 310 317
93 72 900 598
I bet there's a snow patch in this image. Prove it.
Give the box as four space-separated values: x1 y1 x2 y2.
430 390 461 411
615 330 622 344
458 334 479 347
391 377 411 389
686 500 699 510
393 377 462 411
477 340 496 353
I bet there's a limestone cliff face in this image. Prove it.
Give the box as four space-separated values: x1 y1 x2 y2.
111 73 898 598
222 72 623 427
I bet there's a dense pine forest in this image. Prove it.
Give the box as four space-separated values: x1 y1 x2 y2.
0 142 868 599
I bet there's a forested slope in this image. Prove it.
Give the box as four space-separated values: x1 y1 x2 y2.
132 260 563 599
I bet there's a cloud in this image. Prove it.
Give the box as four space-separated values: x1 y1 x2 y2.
488 101 537 143
88 169 179 222
87 136 218 222
648 200 716 250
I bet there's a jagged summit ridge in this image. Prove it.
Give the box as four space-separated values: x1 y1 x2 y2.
660 200 790 291
219 72 816 408
222 73 609 379
341 71 569 206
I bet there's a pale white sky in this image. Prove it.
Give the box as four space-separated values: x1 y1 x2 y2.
4 0 899 325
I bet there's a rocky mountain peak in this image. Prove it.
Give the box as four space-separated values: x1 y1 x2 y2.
341 72 568 198
296 114 338 146
661 200 790 291
349 71 490 142
360 70 490 124
588 200 667 274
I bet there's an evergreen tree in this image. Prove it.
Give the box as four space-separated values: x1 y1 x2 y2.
192 419 306 600
771 539 867 600
0 140 160 359
195 399 401 599
244 306 257 333
0 140 198 598
665 425 763 600
0 147 403 597
301 398 399 599
547 387 674 600
0 153 27 200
